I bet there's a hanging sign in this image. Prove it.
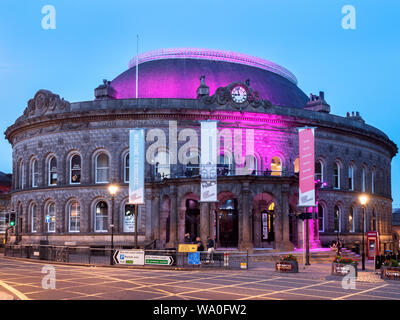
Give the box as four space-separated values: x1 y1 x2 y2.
129 129 145 204
298 127 316 207
200 121 218 202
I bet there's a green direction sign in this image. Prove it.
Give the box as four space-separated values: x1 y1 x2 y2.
145 255 174 266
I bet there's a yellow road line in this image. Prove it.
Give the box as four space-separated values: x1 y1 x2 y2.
0 279 30 300
333 283 389 300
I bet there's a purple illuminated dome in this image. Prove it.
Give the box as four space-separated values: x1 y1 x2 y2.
111 48 309 108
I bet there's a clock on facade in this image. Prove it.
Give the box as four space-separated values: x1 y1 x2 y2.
231 85 248 104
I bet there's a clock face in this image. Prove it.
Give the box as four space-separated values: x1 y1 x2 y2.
231 86 247 104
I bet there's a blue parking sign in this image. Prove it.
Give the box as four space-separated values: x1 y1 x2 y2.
188 252 200 265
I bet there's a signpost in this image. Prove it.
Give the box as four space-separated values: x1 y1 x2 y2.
113 250 145 265
145 255 174 266
188 252 200 265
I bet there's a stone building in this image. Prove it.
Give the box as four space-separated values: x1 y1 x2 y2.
4 48 398 252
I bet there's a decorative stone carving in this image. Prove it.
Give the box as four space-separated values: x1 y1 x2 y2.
22 90 70 120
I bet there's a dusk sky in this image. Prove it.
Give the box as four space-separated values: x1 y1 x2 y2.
1 0 399 205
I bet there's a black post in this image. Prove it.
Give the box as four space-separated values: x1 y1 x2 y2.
134 204 138 249
362 205 365 271
110 195 115 265
305 208 310 265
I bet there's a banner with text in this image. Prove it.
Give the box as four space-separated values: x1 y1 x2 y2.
298 127 315 207
129 129 145 204
200 121 218 202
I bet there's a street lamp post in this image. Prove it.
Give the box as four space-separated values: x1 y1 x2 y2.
108 182 119 265
359 194 368 271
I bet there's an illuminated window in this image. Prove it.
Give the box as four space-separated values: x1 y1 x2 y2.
334 205 340 232
70 154 81 184
31 204 37 233
349 207 355 232
315 160 324 186
154 150 170 179
270 156 282 176
294 158 299 174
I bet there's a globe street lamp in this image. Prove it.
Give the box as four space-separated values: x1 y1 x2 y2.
359 194 368 270
108 182 119 265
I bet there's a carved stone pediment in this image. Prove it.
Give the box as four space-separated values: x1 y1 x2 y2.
199 80 272 111
21 90 70 120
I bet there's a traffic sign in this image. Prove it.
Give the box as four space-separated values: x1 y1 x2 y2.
178 244 197 252
145 255 174 266
113 250 144 265
188 252 200 265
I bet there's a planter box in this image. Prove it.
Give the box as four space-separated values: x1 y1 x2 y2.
381 266 400 281
276 260 298 273
331 262 358 277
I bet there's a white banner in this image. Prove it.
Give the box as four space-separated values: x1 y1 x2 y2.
200 121 218 202
129 129 145 204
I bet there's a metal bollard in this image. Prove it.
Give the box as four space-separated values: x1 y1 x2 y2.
224 252 229 268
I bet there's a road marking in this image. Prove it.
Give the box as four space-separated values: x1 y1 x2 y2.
0 279 30 300
333 283 389 300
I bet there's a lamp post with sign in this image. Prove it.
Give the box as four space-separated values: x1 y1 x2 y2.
108 182 119 265
359 194 368 271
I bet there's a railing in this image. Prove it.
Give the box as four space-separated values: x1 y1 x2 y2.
3 244 249 269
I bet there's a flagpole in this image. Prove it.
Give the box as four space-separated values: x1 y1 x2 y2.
136 34 139 99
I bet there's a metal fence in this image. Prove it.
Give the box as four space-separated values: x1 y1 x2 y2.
3 244 249 269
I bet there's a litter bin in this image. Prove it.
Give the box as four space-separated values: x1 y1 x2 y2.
39 240 49 260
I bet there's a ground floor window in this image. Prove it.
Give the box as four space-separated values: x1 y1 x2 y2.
124 204 136 232
95 201 108 232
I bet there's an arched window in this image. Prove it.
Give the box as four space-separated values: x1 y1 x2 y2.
318 203 324 232
349 206 355 232
70 154 81 184
31 204 37 233
218 152 234 176
69 201 80 232
154 150 170 179
31 159 39 188
334 205 340 232
270 156 282 176
186 151 200 176
371 208 377 231
315 160 324 186
124 153 129 183
95 201 108 232
95 153 109 183
333 162 340 189
17 159 25 189
361 167 366 192
371 169 375 194
348 165 354 191
47 203 56 233
48 156 57 186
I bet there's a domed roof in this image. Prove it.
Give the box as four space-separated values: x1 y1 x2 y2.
110 48 309 108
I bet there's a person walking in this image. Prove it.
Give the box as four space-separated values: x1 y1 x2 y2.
206 236 215 263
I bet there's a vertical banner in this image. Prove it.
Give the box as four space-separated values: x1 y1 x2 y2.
200 121 218 202
129 129 145 204
298 127 316 207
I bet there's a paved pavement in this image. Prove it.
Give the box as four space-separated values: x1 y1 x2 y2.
0 256 399 300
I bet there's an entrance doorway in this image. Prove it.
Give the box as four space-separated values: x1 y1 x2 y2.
185 199 200 241
261 202 275 243
217 198 238 248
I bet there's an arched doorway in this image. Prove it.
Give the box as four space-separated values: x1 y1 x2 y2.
185 199 200 240
261 202 275 243
253 193 275 248
217 198 238 248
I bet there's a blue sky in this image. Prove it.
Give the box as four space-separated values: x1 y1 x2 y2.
1 0 399 205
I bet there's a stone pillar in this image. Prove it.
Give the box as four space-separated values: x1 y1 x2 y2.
209 203 216 241
200 202 210 245
166 185 178 248
239 181 253 252
178 206 186 244
280 185 294 251
145 189 153 241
